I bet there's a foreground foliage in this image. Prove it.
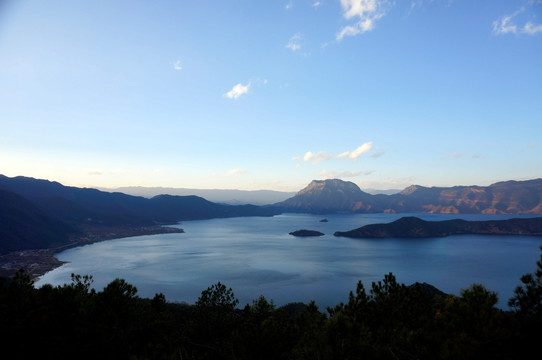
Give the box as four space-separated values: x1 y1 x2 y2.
1 248 542 359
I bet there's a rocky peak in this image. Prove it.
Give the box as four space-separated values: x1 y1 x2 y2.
298 179 364 196
400 185 420 196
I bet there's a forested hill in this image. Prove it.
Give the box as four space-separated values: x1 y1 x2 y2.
334 216 542 238
0 175 278 223
2 250 542 360
274 178 542 214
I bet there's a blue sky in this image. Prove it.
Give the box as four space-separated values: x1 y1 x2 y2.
1 0 541 191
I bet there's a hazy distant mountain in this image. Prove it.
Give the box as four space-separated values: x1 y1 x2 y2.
364 188 401 195
101 186 296 205
275 178 542 214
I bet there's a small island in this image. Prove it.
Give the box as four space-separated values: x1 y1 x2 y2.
334 216 542 239
289 229 325 237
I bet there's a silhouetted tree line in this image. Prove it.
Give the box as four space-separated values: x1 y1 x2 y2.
1 248 542 359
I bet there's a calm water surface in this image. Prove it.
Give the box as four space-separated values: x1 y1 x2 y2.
36 213 542 309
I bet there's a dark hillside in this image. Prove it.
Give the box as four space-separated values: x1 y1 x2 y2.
0 175 280 256
0 189 75 254
334 216 542 238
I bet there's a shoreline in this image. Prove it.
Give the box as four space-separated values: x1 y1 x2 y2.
0 225 184 280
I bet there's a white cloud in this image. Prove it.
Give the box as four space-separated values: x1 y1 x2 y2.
523 22 542 34
173 59 182 71
224 82 251 99
371 151 385 158
286 34 302 51
294 142 375 165
313 1 322 8
337 142 374 160
303 151 334 165
341 0 378 19
285 2 293 10
337 0 389 40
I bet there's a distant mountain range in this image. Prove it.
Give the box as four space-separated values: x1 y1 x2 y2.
0 175 278 254
2 174 542 255
274 179 542 215
100 186 397 204
101 186 296 205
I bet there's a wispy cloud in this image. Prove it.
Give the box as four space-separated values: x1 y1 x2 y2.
226 168 248 176
371 151 385 158
285 2 293 10
86 170 103 176
173 59 182 71
294 142 375 165
337 0 390 41
319 170 364 179
493 6 542 35
286 33 302 51
445 152 487 159
224 82 251 99
313 1 322 8
493 11 520 34
337 142 374 160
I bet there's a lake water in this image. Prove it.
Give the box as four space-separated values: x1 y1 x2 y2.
36 213 542 309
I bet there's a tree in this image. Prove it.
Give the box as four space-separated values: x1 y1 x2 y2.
506 246 542 359
189 282 240 359
438 284 502 360
508 245 542 319
195 281 239 311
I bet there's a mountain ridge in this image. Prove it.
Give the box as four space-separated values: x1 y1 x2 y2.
0 174 279 256
100 186 296 205
274 178 542 214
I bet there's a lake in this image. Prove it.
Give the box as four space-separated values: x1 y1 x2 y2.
35 213 542 309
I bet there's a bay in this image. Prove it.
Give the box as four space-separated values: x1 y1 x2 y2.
35 213 542 309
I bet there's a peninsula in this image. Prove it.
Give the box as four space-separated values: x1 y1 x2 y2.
334 216 542 239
